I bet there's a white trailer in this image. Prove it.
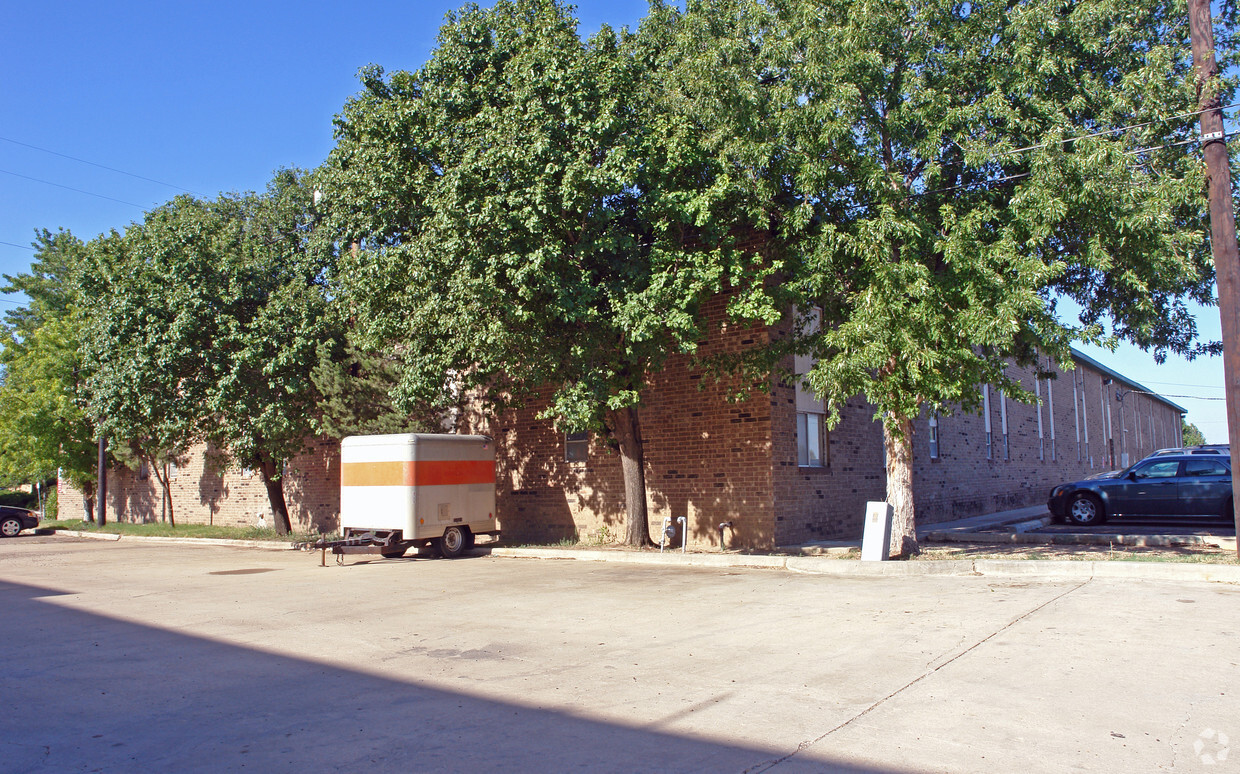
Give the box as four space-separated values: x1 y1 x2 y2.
335 433 498 559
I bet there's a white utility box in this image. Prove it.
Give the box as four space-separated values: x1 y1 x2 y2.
339 433 498 558
860 501 893 561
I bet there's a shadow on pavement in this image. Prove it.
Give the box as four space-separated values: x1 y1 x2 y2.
1 579 889 774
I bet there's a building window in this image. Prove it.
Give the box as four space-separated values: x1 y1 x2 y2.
982 385 993 460
797 411 827 467
168 462 178 481
1000 390 1010 461
241 467 254 479
565 431 589 462
928 414 940 460
1035 378 1045 462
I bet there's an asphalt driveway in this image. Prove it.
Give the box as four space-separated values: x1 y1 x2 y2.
2 535 1237 772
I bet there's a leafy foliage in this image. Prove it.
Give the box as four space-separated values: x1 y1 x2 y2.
0 230 99 498
322 0 778 544
663 0 1236 554
1182 420 1208 447
81 170 341 533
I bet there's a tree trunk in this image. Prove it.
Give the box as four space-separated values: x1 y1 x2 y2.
883 414 918 558
83 490 95 523
258 455 293 535
608 406 652 547
148 457 175 528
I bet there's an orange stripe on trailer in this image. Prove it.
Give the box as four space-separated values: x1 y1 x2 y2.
341 460 495 487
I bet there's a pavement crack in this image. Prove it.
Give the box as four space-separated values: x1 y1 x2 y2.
741 578 1092 773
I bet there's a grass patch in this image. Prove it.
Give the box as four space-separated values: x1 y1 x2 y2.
41 519 323 543
914 543 1239 565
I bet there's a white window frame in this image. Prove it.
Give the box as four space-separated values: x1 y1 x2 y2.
1000 389 1010 461
797 411 827 468
1047 373 1056 462
1035 378 1044 462
982 385 993 460
928 414 940 460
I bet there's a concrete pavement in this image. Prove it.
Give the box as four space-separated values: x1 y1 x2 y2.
2 535 1238 772
42 520 1240 582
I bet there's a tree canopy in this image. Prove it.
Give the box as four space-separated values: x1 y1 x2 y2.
81 170 340 533
322 0 779 544
5 0 1232 549
0 230 99 510
655 0 1237 554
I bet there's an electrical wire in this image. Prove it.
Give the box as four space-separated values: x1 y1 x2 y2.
1005 102 1240 154
0 136 196 194
1141 380 1226 390
1126 389 1226 401
0 168 146 209
1 240 35 251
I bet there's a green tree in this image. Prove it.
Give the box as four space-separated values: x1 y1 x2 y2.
0 230 101 517
323 0 775 546
309 338 438 438
671 0 1235 556
201 171 340 533
1182 420 1207 447
83 224 212 527
83 170 339 533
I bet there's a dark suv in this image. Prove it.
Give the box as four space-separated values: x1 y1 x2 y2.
1047 454 1232 526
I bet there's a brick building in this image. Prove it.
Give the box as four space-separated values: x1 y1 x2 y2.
58 319 1184 548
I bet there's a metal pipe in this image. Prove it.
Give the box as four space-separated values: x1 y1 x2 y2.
677 516 687 553
660 516 672 553
717 521 733 551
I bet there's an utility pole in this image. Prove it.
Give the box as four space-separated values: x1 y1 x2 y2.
1188 0 1240 558
96 436 107 526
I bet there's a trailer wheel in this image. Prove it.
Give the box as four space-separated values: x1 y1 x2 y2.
437 526 468 558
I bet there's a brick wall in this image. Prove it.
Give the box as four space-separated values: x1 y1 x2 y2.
770 373 885 546
58 342 1183 550
473 295 778 550
57 439 341 533
769 353 1185 543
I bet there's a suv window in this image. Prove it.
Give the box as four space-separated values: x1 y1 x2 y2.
1133 460 1181 479
1184 459 1230 477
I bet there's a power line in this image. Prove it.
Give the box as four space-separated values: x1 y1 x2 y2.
0 241 35 251
1006 103 1240 155
1142 379 1225 390
0 168 147 209
1128 389 1226 401
0 136 196 194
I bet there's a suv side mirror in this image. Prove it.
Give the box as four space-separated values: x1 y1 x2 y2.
1127 471 1138 481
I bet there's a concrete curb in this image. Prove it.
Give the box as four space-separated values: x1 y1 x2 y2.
924 528 1231 549
486 547 1240 582
51 529 299 551
488 547 789 570
46 532 1240 583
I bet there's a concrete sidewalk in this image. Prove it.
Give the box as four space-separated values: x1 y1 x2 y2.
3 537 1238 773
44 515 1240 582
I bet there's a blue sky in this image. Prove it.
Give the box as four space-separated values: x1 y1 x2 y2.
0 0 1229 442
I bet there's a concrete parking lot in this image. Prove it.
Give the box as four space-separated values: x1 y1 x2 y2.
2 535 1238 773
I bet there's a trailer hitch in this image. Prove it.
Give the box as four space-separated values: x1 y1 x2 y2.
311 530 402 566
